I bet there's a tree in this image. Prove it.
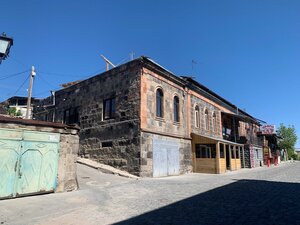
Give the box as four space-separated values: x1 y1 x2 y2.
6 107 22 117
277 123 298 160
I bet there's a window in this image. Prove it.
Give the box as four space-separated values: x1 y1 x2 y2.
231 145 235 159
195 144 216 158
212 112 217 132
236 146 240 159
103 97 116 119
173 96 180 122
195 106 200 128
205 109 209 130
63 107 80 125
102 141 113 147
156 88 164 118
63 109 70 124
220 143 225 158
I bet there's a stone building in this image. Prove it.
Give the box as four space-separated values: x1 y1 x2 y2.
34 56 263 177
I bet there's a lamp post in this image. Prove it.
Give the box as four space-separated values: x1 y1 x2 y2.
0 33 13 64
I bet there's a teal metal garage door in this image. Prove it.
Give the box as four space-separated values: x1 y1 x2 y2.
0 128 60 199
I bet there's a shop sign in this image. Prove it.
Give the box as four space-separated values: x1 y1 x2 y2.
261 125 276 135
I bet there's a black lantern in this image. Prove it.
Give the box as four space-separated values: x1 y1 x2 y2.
0 33 13 64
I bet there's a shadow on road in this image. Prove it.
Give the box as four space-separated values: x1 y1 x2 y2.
114 179 300 225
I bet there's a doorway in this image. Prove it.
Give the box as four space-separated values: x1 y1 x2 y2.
225 144 230 170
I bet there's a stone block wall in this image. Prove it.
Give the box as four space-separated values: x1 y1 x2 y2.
190 95 222 138
45 61 142 175
56 133 79 192
141 69 189 138
140 131 192 177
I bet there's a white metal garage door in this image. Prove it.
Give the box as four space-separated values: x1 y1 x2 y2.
153 139 180 177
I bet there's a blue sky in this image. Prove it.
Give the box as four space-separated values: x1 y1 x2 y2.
1 0 300 147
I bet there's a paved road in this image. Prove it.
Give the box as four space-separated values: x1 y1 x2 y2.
1 162 300 225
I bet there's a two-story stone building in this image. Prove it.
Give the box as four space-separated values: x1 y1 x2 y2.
34 56 263 177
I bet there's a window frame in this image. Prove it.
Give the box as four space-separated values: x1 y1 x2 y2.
195 144 216 159
204 108 209 131
212 112 217 132
195 105 200 128
156 88 164 118
103 97 116 120
173 95 180 123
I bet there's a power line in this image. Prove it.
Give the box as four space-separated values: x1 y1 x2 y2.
0 69 30 81
37 72 57 88
13 74 30 96
38 70 85 78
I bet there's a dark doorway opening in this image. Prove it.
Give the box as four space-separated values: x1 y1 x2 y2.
226 144 230 170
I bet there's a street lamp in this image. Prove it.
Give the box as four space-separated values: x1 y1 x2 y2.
0 33 13 64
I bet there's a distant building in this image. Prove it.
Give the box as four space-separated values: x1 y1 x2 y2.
34 56 265 177
0 96 40 119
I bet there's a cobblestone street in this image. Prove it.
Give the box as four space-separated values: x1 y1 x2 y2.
1 162 300 225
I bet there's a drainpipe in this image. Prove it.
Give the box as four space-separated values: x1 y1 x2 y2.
50 90 56 122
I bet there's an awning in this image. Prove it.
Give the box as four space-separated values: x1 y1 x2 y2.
191 133 244 146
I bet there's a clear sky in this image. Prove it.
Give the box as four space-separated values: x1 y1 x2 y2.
1 0 300 147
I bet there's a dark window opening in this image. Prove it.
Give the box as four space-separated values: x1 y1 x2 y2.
195 144 216 158
205 109 209 130
220 143 225 158
103 97 116 119
102 141 113 147
63 107 80 125
156 88 164 118
236 146 240 159
231 145 235 159
174 96 180 122
195 105 200 128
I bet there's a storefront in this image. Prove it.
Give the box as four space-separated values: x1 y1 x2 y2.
191 133 244 174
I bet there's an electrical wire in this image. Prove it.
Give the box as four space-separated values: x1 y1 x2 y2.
13 74 30 96
37 73 57 88
0 69 30 81
115 55 130 66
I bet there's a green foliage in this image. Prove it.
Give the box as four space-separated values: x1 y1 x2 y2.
6 107 22 117
277 123 298 160
290 153 299 161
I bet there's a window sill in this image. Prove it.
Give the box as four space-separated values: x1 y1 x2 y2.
155 117 165 122
173 121 181 126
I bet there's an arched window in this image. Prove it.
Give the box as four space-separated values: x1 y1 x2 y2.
212 112 217 132
195 105 200 128
174 96 180 122
205 109 209 130
156 88 164 118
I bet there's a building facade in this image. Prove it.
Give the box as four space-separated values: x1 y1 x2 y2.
34 56 263 177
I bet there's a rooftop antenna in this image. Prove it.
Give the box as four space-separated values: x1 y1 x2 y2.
129 52 135 61
100 55 116 71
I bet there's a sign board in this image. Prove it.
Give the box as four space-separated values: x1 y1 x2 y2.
261 125 276 135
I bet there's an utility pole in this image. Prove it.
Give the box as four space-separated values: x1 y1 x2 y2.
100 55 115 71
25 66 36 119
